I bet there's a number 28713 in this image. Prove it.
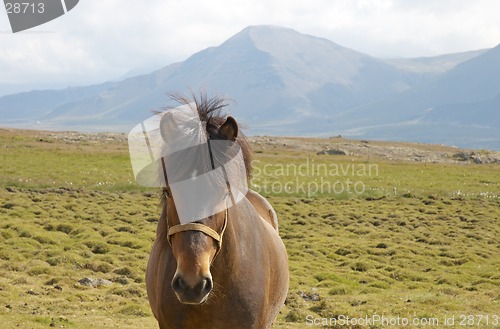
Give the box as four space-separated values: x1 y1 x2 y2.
5 2 45 14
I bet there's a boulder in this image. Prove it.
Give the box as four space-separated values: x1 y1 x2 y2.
317 149 349 156
78 277 112 288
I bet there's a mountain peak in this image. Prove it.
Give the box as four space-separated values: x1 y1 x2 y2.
220 25 365 79
242 24 293 33
226 25 346 52
237 25 300 37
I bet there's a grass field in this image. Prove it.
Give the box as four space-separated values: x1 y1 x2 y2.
0 128 499 328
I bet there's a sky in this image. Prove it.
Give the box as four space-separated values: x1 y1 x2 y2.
1 0 499 95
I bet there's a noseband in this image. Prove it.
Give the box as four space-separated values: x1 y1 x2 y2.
166 204 228 264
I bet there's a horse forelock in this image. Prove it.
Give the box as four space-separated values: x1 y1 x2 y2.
166 92 253 181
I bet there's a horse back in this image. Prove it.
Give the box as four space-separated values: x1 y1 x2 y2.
245 189 279 230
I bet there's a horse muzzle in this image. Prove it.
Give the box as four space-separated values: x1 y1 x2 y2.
172 273 213 305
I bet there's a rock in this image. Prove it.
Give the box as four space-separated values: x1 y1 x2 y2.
26 289 39 295
299 291 320 301
78 277 113 288
453 152 471 161
317 149 349 156
471 155 483 164
452 152 500 164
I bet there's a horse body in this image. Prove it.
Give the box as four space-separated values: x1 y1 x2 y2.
143 95 288 329
147 195 288 329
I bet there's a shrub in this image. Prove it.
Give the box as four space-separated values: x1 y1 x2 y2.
28 266 52 276
351 262 369 272
56 224 73 234
83 240 110 254
328 287 347 295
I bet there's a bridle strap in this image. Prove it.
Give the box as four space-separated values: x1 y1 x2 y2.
168 223 221 243
167 207 228 264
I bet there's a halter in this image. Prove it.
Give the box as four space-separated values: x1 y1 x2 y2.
166 204 228 264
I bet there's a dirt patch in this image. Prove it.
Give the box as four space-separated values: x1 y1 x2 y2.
250 136 500 164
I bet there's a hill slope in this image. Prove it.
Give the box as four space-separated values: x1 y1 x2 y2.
331 44 500 149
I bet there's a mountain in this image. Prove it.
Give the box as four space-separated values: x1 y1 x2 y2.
382 49 487 86
331 44 500 149
0 26 419 132
0 83 115 122
0 25 498 150
383 49 488 74
0 83 53 97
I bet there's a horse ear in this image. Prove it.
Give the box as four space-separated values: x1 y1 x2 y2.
218 116 238 141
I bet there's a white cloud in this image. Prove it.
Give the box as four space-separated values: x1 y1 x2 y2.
0 0 499 93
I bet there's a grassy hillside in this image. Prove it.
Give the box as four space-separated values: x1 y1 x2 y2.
0 129 499 328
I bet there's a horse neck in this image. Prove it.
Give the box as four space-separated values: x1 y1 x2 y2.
212 203 254 273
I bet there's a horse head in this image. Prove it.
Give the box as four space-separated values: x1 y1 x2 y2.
162 112 240 305
165 188 227 304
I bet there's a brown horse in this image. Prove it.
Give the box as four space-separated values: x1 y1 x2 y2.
146 96 289 329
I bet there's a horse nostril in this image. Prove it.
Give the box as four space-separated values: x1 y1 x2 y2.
172 274 213 301
202 277 213 294
172 275 187 292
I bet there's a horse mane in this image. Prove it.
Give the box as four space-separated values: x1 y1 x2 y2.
166 92 253 182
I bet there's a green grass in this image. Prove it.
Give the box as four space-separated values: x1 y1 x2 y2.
0 129 499 328
251 151 499 199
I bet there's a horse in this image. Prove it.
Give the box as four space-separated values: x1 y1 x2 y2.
145 95 289 329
